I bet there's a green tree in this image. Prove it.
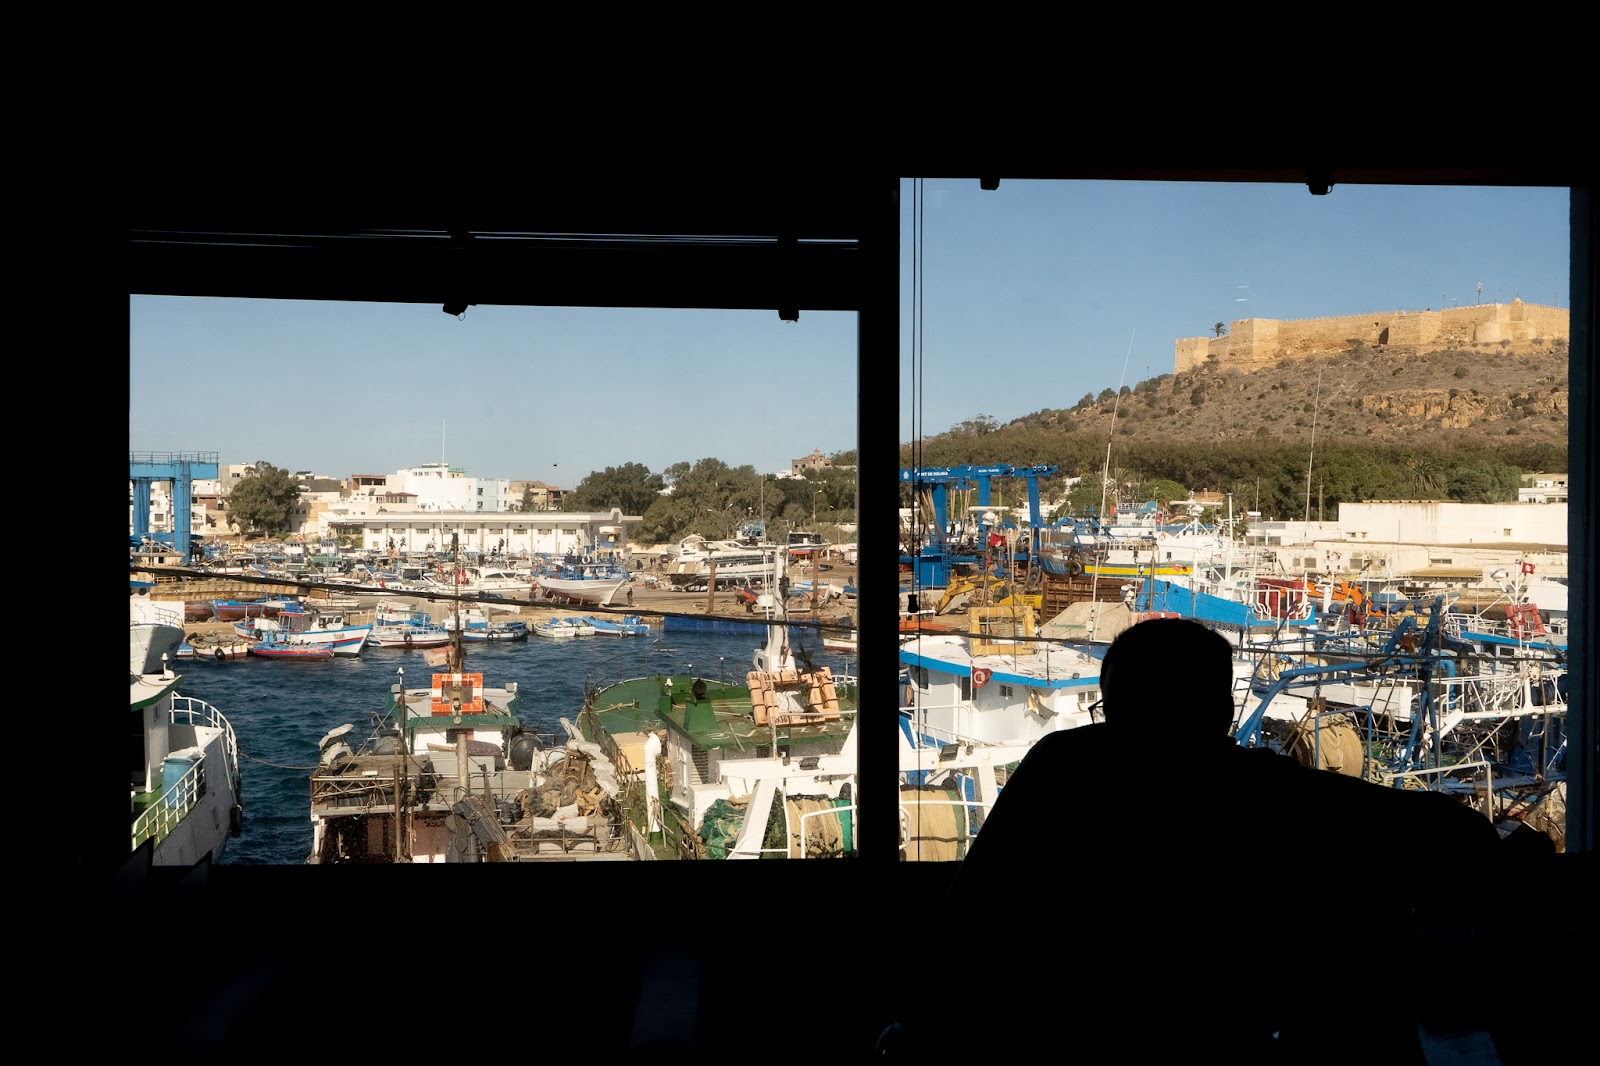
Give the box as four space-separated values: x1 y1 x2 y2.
224 461 301 535
1143 478 1188 508
560 462 665 514
517 484 540 512
634 458 764 544
1213 322 1227 337
951 414 999 436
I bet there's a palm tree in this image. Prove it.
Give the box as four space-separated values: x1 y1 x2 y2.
1213 322 1228 337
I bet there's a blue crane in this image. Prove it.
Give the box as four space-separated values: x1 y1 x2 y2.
898 463 1058 586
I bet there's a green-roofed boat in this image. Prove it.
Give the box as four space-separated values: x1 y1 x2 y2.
578 548 862 859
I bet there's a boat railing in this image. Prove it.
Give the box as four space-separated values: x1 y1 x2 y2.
897 708 986 752
132 713 228 854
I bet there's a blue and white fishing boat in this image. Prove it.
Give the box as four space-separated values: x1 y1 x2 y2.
210 595 299 622
441 606 530 643
899 624 1105 752
366 602 452 649
532 618 581 639
533 552 632 607
234 603 373 656
580 614 651 637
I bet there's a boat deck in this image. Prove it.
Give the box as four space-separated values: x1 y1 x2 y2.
583 673 857 756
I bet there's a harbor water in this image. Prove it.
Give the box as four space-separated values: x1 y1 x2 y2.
178 626 859 864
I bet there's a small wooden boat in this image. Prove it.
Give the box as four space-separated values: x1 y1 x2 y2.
178 633 253 661
532 619 579 639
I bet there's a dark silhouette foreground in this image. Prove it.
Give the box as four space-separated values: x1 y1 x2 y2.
923 618 1551 1062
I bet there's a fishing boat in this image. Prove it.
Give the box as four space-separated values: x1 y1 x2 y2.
210 595 298 621
233 603 373 656
442 608 530 643
129 614 244 866
580 614 651 636
577 553 861 859
249 639 334 661
131 580 186 674
1233 596 1568 847
562 617 598 636
177 632 253 661
660 535 774 588
532 552 631 606
823 629 858 653
365 602 452 648
532 618 581 639
899 608 1105 750
421 564 530 599
307 602 640 863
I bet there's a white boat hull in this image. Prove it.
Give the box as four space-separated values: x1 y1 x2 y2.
536 576 627 606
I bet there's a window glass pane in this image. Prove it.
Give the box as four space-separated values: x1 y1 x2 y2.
130 299 858 863
899 178 1570 859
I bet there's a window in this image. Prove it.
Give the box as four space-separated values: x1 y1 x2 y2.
123 162 1589 1062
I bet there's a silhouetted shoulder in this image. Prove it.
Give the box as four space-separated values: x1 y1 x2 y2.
946 723 1110 903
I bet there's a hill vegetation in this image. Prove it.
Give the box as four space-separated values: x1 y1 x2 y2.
904 341 1569 521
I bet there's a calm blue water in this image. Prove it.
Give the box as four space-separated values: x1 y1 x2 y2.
178 628 857 864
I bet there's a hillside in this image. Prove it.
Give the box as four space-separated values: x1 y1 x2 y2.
1018 341 1569 450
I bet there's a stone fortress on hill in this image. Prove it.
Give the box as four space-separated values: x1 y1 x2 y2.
1173 298 1568 374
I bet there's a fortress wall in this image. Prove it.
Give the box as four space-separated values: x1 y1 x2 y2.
1174 336 1212 374
1509 302 1568 341
1174 301 1567 373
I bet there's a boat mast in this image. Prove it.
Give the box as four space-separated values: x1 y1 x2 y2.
449 532 464 674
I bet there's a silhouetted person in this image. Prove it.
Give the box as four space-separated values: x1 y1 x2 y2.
938 617 1511 1061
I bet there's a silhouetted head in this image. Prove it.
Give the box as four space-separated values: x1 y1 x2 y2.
1100 618 1235 741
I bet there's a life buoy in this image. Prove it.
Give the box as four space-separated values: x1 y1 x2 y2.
1158 532 1168 541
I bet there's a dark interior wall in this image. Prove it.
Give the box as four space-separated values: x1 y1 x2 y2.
106 127 1595 1053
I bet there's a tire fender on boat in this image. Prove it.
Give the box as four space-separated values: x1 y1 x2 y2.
215 647 227 661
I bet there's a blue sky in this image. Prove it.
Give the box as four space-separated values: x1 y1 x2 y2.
900 178 1569 443
129 300 859 486
129 179 1569 487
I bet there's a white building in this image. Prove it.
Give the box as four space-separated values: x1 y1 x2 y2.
390 463 510 512
1243 500 1568 582
1519 472 1569 504
317 505 639 558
